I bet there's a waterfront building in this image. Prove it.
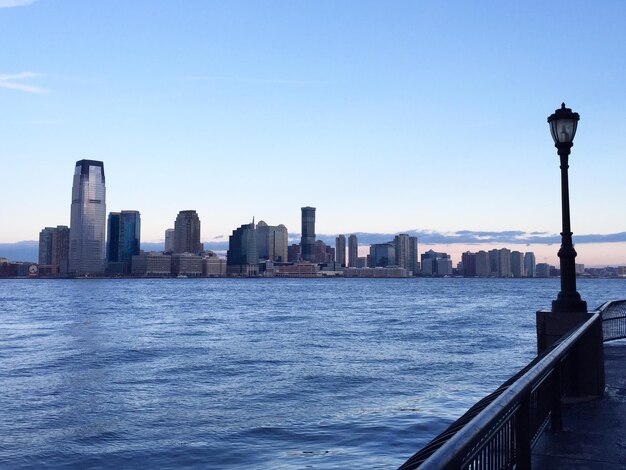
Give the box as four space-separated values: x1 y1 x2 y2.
288 243 301 263
131 252 171 277
524 252 536 278
106 210 141 274
203 255 226 277
300 207 316 262
510 251 525 278
475 250 490 277
315 240 334 263
38 225 70 274
575 263 585 275
68 159 106 276
357 256 368 268
536 263 551 278
497 248 511 277
394 234 410 270
164 228 175 253
171 253 203 277
173 210 202 254
227 221 259 276
256 221 288 262
408 236 419 275
421 250 452 276
348 234 358 268
461 251 477 277
335 234 346 266
369 243 396 268
343 267 409 278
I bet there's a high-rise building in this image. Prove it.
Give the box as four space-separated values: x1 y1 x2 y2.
524 252 536 278
107 210 141 274
300 206 316 262
421 250 452 276
369 243 396 267
315 240 334 263
256 221 288 262
510 251 525 278
68 159 106 275
497 248 511 278
227 221 259 276
173 210 202 254
335 235 346 266
38 225 70 274
408 236 419 275
475 251 490 277
348 234 358 268
461 251 477 276
164 228 175 253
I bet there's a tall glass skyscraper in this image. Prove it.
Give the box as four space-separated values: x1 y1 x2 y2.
68 159 106 275
107 210 141 274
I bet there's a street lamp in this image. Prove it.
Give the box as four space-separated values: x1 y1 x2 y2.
548 103 587 313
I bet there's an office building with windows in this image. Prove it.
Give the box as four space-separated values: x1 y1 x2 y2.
106 210 141 274
335 235 346 266
68 159 107 276
256 221 288 262
300 206 316 262
173 210 202 254
348 234 358 268
227 221 259 276
38 225 70 274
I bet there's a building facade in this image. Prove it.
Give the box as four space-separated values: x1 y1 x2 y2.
256 221 288 262
38 225 70 274
68 159 107 275
300 206 316 262
348 234 358 268
106 210 141 274
173 210 202 254
164 228 175 253
227 222 259 276
335 234 346 266
369 243 396 268
524 252 536 278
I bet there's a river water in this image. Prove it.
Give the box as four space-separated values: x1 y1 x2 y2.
0 278 624 469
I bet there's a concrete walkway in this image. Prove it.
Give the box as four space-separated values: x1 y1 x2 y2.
532 340 626 469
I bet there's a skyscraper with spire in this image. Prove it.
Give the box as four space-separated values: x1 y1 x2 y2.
68 159 106 275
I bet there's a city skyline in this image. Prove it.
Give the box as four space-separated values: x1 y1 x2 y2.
2 1 626 266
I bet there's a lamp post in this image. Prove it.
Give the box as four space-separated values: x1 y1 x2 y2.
548 103 587 313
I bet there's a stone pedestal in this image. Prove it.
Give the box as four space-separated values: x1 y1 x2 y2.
536 309 605 398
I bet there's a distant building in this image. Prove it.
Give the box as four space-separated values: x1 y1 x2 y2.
173 210 202 254
510 251 525 278
497 248 511 277
132 252 171 277
524 252 536 278
356 256 368 268
68 159 107 276
227 221 259 276
475 251 490 277
335 235 346 266
536 263 551 278
256 221 288 262
203 255 226 277
288 243 301 263
461 251 477 277
421 250 452 276
106 210 141 274
164 228 175 253
394 234 410 271
408 236 419 275
38 225 70 275
315 240 334 263
348 234 358 268
171 253 203 277
369 243 396 268
300 206 316 262
575 263 585 275
343 267 409 278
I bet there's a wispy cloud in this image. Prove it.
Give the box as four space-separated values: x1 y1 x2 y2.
0 72 47 94
0 0 36 8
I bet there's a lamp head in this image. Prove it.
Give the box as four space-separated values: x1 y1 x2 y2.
548 103 580 145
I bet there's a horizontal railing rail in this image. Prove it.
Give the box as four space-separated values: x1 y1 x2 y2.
598 300 626 342
398 310 607 470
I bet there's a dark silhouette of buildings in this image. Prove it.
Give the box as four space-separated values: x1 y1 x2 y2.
106 210 141 274
348 234 358 267
227 221 259 276
336 234 346 266
38 225 70 274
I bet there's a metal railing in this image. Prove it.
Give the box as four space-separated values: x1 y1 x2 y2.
599 300 626 342
398 307 611 470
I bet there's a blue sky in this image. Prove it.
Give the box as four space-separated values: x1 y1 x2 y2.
1 0 625 265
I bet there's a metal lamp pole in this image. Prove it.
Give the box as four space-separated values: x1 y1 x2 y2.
548 103 587 313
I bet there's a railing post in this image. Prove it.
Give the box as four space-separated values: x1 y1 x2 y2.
550 363 563 431
515 391 532 470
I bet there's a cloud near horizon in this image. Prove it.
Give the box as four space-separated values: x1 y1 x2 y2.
0 72 47 94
